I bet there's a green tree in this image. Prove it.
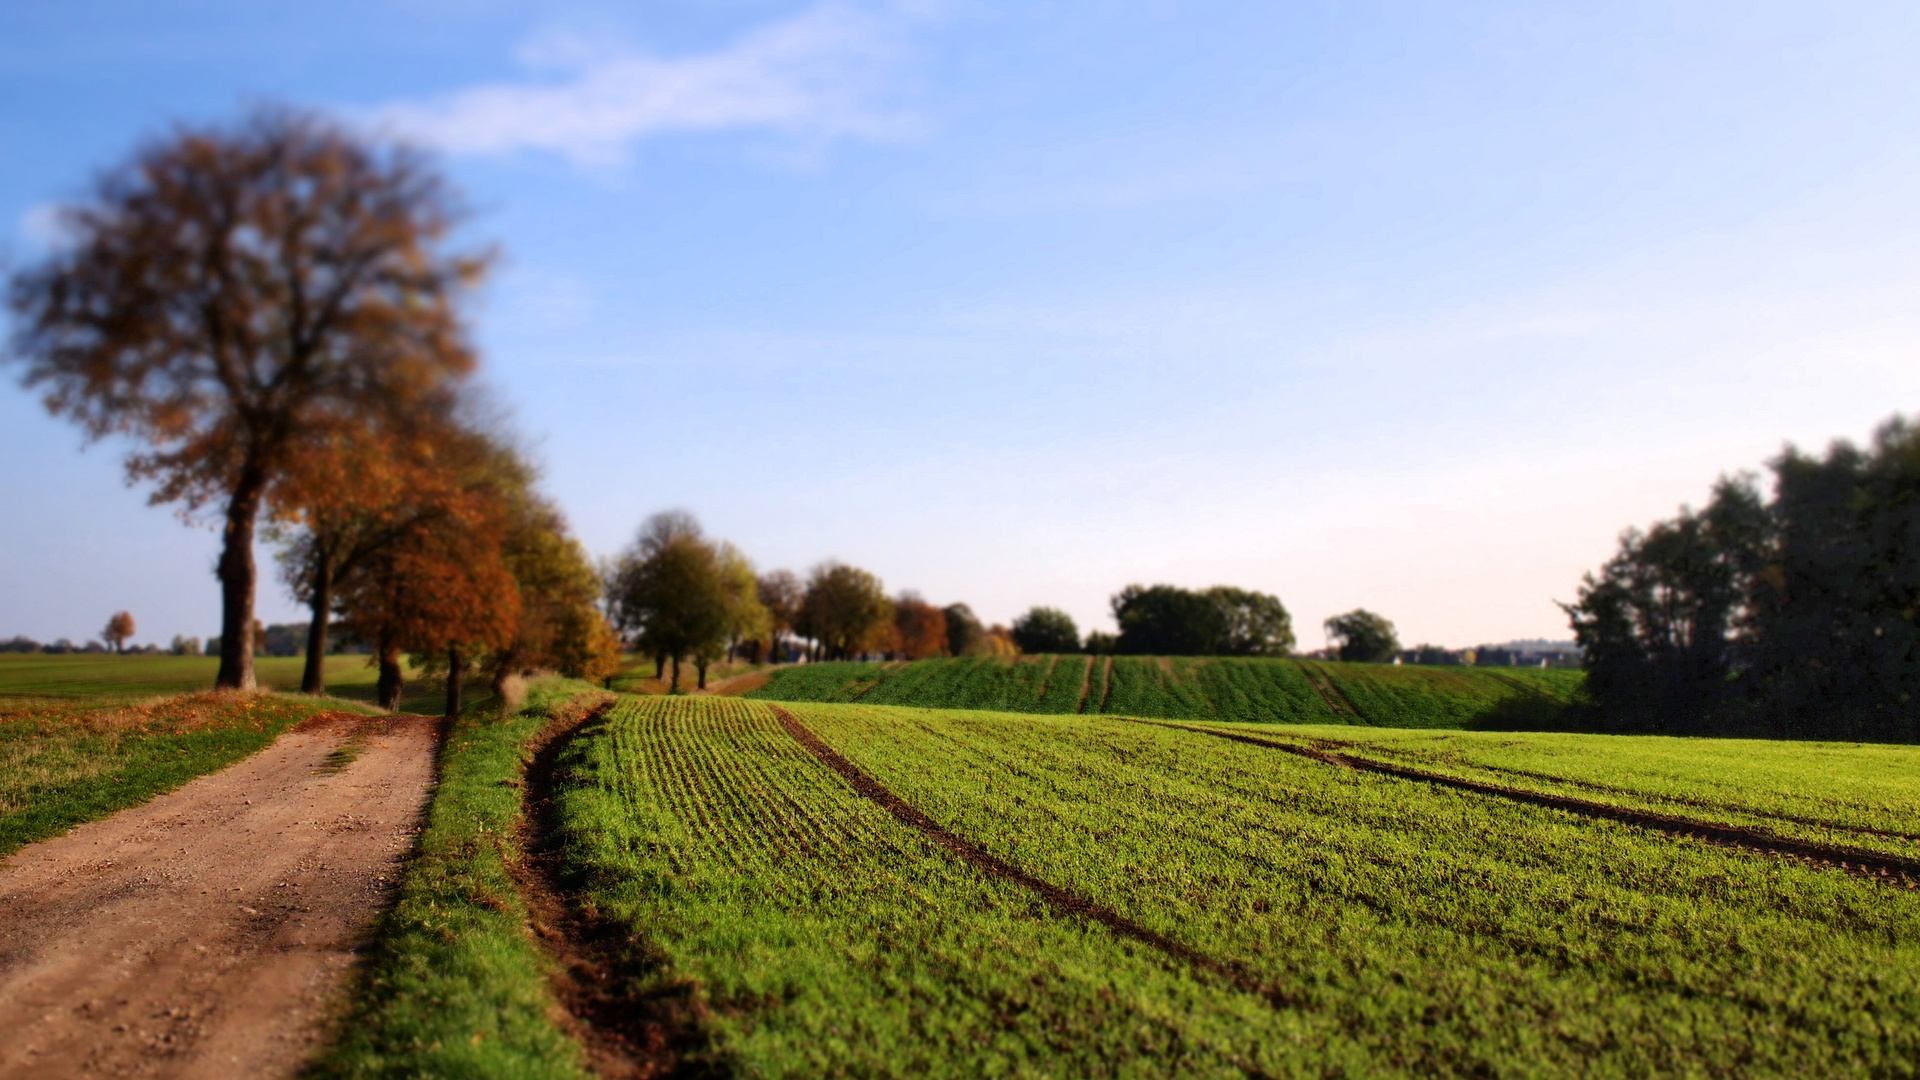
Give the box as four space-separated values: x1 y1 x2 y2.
606 512 728 692
1111 584 1226 655
943 603 987 657
1010 606 1080 653
1561 477 1768 730
1324 609 1400 663
800 562 893 660
1206 586 1294 655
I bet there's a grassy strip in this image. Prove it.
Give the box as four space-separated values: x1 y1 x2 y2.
307 679 597 1080
0 692 355 858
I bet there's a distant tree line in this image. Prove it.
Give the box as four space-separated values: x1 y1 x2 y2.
1564 413 1920 741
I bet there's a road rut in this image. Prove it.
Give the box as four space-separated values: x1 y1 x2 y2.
0 710 438 1079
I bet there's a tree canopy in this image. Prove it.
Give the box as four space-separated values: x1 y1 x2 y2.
799 562 893 660
1324 609 1400 663
7 108 485 689
1010 606 1081 653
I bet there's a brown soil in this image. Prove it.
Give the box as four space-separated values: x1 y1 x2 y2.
1141 719 1920 887
0 711 439 1079
768 706 1295 1009
695 670 773 698
512 696 719 1080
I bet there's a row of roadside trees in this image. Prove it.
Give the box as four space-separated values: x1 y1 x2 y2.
7 108 622 714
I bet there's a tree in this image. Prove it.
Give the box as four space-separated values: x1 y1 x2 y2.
755 570 801 662
1010 606 1080 653
891 593 949 659
1206 587 1294 656
1561 477 1767 729
330 436 524 712
709 543 769 688
605 514 729 691
102 611 135 654
488 486 624 693
1324 609 1401 664
1112 584 1226 655
1742 422 1920 739
800 562 893 660
7 108 485 690
943 603 987 657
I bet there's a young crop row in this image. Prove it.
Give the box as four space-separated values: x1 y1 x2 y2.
552 695 1323 1077
556 696 1918 1077
747 655 1584 728
788 702 1920 1075
1240 721 1920 863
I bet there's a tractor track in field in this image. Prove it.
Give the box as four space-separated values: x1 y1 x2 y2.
768 706 1300 1014
516 700 721 1080
1138 720 1920 887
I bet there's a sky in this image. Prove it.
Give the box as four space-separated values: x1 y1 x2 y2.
5 0 1920 650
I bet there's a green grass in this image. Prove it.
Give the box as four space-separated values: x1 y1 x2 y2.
309 678 598 1080
0 692 361 858
555 696 1920 1077
0 652 462 716
748 655 1584 728
1257 723 1920 862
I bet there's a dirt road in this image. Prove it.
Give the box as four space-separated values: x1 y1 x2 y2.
0 711 438 1079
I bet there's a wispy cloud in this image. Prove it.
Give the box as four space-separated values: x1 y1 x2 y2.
374 3 922 166
17 202 76 252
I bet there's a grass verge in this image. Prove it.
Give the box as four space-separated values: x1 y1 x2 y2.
307 678 599 1080
0 692 361 859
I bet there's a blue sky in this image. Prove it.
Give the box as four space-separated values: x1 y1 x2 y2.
6 1 1920 649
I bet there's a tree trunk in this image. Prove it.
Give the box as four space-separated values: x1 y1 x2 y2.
445 645 464 719
654 653 665 679
670 655 681 692
300 549 332 695
377 630 404 711
215 476 265 690
697 658 709 690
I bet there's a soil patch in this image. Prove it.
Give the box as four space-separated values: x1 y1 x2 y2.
514 699 719 1079
0 710 438 1079
768 705 1295 1010
1142 719 1920 887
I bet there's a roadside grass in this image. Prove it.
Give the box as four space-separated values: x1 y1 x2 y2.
748 655 1584 728
0 692 363 859
558 696 1920 1076
308 677 598 1080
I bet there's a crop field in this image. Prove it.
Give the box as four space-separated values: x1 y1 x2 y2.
0 691 354 857
1237 722 1920 864
549 695 1920 1078
745 655 1586 728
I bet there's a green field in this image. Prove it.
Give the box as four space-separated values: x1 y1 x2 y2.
0 652 455 714
545 695 1920 1077
745 655 1586 728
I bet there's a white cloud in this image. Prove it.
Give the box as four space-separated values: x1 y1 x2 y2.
17 202 77 252
374 3 921 166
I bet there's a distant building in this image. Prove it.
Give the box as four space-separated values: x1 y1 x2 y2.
1396 639 1581 668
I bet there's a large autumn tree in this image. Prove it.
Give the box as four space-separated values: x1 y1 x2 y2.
6 108 485 689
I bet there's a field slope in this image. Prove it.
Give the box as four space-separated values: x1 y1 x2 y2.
745 655 1584 728
548 696 1920 1078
